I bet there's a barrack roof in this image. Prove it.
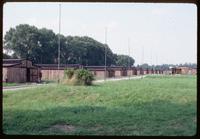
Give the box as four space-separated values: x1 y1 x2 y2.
3 59 40 68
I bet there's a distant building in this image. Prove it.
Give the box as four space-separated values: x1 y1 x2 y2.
171 66 196 75
188 68 197 75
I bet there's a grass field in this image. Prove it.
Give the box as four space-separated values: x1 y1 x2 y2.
3 82 19 87
3 75 197 136
3 82 40 87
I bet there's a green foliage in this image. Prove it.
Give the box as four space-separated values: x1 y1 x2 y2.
3 53 12 59
3 82 18 87
3 75 196 135
3 53 20 59
4 24 135 66
62 36 116 66
75 69 94 85
63 69 94 86
64 69 75 79
115 54 135 67
3 24 58 63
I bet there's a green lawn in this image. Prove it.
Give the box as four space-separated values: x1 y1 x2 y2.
3 75 197 136
3 82 19 87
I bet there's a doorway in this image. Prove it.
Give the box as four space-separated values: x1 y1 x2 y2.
27 68 30 82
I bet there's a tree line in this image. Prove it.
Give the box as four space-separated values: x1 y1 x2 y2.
3 24 135 67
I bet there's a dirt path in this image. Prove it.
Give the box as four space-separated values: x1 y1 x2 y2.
94 75 146 83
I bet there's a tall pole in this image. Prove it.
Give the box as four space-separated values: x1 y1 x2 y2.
128 38 130 79
156 54 158 66
58 4 61 83
142 45 144 77
156 53 158 74
142 45 144 65
150 48 152 74
150 48 152 66
104 27 107 81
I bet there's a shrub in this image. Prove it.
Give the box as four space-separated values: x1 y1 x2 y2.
75 69 94 85
64 68 75 79
63 69 94 86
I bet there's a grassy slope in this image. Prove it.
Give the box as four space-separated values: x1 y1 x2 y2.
3 75 197 136
3 83 18 87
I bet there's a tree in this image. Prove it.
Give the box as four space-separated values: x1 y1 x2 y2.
3 24 58 64
115 54 135 67
4 24 135 66
140 63 149 70
62 36 116 66
37 28 58 64
4 24 40 62
3 53 12 59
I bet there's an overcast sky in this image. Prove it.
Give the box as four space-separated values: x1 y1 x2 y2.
3 2 197 65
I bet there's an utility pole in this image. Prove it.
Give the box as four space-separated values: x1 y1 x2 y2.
156 54 158 66
57 4 61 83
150 48 152 66
154 52 157 74
142 45 144 65
142 45 144 77
104 27 107 81
150 48 152 74
128 38 130 79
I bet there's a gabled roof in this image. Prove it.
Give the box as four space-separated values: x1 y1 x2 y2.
3 59 40 68
3 63 22 67
36 64 82 67
3 59 25 64
35 64 82 70
3 59 25 67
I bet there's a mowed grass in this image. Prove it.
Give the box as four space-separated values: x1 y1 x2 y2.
3 75 197 136
3 82 19 87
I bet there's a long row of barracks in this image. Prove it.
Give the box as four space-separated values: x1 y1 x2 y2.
2 59 197 83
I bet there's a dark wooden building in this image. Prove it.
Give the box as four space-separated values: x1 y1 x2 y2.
3 59 41 83
35 64 82 81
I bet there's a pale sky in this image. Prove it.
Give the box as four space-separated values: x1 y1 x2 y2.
3 2 197 65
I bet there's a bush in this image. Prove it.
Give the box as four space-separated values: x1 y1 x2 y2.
63 69 94 86
64 68 75 79
75 69 94 85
